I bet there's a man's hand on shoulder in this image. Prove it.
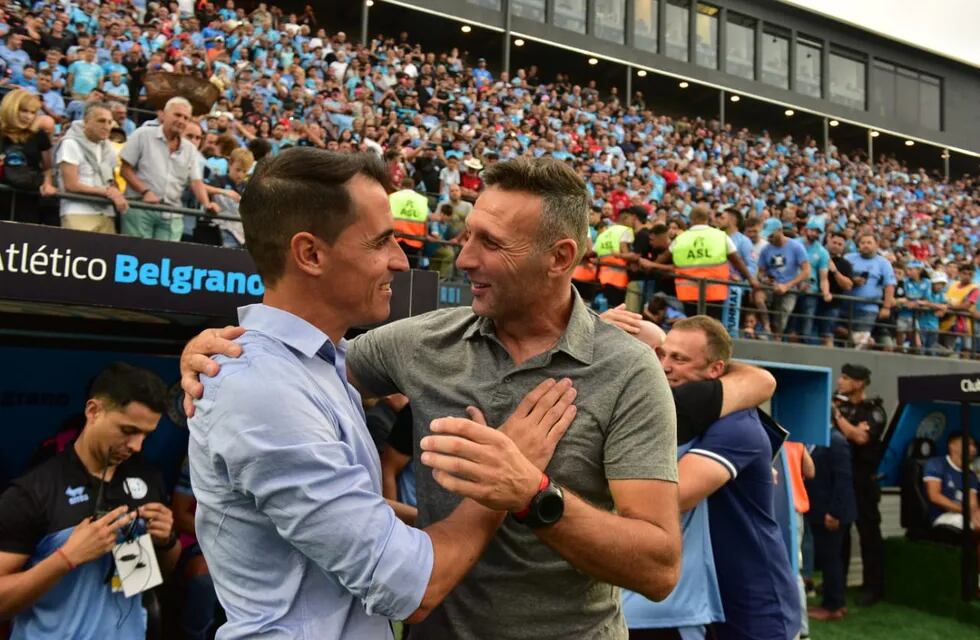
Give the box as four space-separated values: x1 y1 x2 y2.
600 304 665 350
181 325 246 416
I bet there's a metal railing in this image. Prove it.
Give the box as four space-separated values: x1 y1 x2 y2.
611 273 979 359
2 185 975 358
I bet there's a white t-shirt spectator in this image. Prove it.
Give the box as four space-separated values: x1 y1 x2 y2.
57 137 116 218
329 60 348 83
438 166 460 196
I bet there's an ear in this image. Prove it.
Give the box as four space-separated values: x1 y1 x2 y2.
84 398 102 425
549 238 579 277
288 231 327 277
707 360 727 380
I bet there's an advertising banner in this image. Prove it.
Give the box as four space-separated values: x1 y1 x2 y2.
0 222 438 320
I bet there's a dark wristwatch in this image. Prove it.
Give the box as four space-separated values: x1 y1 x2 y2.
513 474 564 528
154 529 178 551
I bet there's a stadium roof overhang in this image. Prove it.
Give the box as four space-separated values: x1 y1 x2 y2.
380 0 980 159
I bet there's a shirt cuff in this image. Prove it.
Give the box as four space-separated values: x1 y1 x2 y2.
689 448 738 479
364 520 434 620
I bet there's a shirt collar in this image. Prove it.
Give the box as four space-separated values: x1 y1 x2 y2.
462 287 594 365
238 303 343 361
946 455 963 473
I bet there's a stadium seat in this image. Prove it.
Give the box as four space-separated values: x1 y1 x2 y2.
900 438 961 543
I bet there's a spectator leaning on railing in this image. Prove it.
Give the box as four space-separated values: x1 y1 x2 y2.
845 233 896 349
119 96 217 241
55 100 127 233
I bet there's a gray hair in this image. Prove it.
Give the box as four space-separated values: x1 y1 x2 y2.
481 157 590 264
164 96 193 113
83 101 113 120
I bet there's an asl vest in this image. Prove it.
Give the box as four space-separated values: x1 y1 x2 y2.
389 189 429 249
593 224 632 289
672 226 730 302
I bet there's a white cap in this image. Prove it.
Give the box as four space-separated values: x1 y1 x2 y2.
930 271 948 284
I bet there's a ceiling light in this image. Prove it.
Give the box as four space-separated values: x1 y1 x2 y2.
784 109 794 116
730 95 740 102
904 140 914 146
941 151 950 159
637 69 647 77
460 25 472 33
870 130 880 138
588 57 598 65
365 0 374 5
678 81 688 88
829 119 839 127
513 38 525 46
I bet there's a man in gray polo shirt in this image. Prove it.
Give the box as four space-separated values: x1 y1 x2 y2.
119 97 217 241
183 158 680 638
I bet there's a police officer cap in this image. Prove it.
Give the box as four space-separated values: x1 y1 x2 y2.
842 363 871 383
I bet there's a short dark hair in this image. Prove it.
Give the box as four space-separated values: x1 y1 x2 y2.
947 432 976 448
744 215 762 229
89 362 167 414
726 207 744 230
650 223 669 236
481 157 589 261
240 148 390 285
646 296 668 313
247 137 272 161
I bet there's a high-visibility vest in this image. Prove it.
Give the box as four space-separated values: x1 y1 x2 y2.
671 226 730 302
594 224 631 289
389 189 428 249
572 259 598 283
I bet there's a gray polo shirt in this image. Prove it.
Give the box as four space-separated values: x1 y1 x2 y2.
119 121 202 214
348 289 677 640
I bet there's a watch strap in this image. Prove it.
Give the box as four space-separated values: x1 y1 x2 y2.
513 473 550 521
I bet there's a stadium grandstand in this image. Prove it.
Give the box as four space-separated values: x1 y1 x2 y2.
0 1 978 639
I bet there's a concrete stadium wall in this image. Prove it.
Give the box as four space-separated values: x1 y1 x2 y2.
734 340 980 417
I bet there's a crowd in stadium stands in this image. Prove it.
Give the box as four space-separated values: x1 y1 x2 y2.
0 0 978 356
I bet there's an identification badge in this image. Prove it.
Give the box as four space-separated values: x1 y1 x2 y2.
111 533 162 597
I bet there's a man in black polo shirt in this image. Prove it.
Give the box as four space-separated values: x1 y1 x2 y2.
0 362 179 639
627 221 676 309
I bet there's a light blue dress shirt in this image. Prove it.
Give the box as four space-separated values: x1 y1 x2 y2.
188 304 434 639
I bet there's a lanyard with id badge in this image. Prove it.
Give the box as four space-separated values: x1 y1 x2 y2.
94 468 163 597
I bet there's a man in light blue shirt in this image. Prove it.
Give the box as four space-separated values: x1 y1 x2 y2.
758 226 811 339
66 47 104 97
0 33 31 78
844 232 896 348
188 149 560 639
716 207 754 337
792 220 831 344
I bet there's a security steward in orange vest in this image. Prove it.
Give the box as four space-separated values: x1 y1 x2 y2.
593 207 642 308
658 205 758 320
572 209 602 304
388 177 429 267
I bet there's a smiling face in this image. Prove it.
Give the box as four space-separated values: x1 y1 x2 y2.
320 174 409 327
455 187 548 321
658 328 725 388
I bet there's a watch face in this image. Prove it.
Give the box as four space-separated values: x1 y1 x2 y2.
537 491 564 525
